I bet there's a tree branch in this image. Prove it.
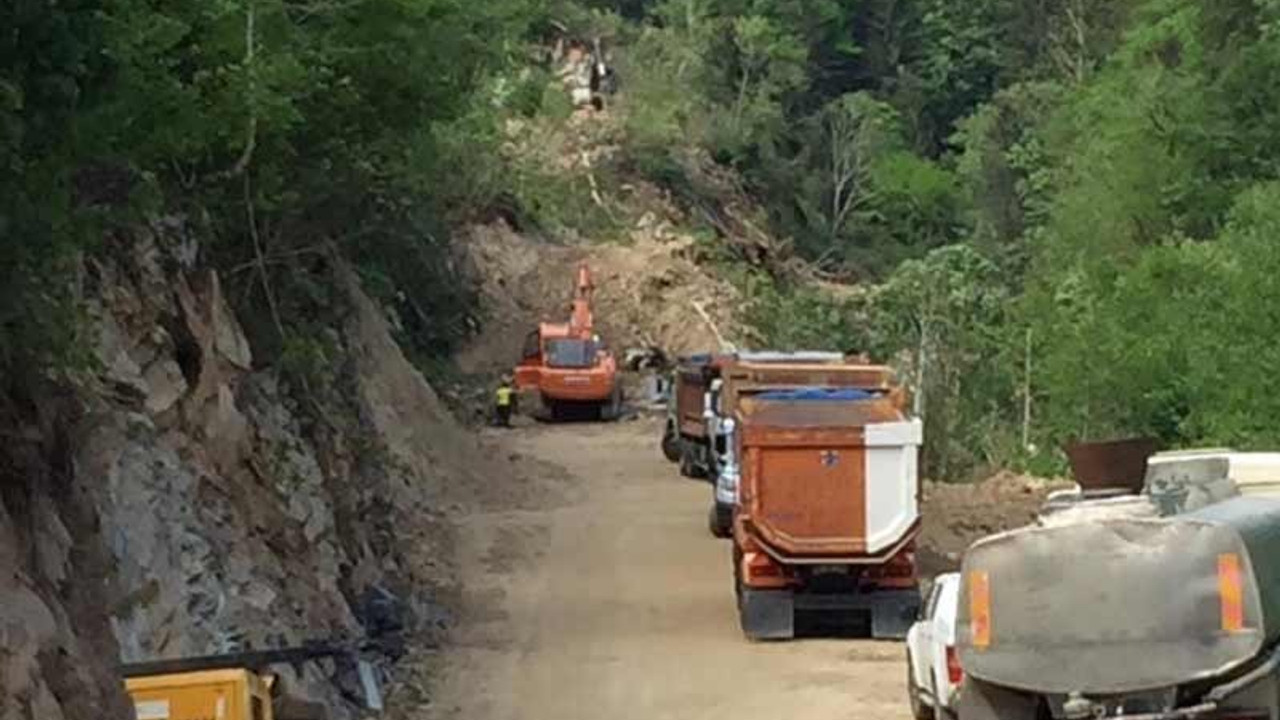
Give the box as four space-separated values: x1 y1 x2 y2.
230 0 258 177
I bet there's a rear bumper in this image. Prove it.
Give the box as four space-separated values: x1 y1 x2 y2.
743 517 922 566
739 586 920 640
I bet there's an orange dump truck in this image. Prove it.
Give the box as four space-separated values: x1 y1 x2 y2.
729 368 923 640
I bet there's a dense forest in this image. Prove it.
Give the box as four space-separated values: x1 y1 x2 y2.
592 0 1280 476
6 0 1280 478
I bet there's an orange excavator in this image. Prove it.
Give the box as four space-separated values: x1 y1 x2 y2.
515 262 622 420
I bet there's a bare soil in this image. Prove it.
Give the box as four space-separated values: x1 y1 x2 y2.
421 416 912 720
918 472 1071 577
454 222 743 378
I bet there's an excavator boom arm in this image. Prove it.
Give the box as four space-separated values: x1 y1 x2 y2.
569 262 595 336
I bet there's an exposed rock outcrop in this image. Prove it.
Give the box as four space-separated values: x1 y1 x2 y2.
0 221 492 719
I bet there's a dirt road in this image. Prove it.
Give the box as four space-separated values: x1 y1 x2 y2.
425 417 911 720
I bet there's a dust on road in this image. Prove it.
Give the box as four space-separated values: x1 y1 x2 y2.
424 417 911 720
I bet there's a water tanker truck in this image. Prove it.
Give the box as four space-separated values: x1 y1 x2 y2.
729 363 922 640
957 487 1280 719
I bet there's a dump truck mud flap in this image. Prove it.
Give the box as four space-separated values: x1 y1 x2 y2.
868 590 921 639
740 589 795 640
661 423 682 462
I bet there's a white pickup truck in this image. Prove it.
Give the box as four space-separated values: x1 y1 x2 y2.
907 572 962 719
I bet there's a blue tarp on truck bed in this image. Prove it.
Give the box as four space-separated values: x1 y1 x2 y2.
756 388 877 401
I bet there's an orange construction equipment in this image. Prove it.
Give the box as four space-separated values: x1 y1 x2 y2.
515 262 622 421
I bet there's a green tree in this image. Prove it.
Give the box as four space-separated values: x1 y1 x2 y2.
870 245 1009 477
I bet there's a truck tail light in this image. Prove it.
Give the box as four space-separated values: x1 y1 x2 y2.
885 545 916 578
1219 553 1245 633
969 570 991 650
946 646 963 685
744 551 782 579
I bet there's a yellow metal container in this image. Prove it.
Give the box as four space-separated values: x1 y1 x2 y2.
125 669 274 720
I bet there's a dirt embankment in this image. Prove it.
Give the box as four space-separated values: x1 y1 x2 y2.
918 471 1070 576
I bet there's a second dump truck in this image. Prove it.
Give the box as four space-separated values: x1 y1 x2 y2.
729 362 923 640
660 351 851 481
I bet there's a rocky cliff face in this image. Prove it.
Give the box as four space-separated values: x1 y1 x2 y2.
0 222 487 719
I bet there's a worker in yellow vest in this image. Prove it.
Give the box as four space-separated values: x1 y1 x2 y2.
494 375 516 428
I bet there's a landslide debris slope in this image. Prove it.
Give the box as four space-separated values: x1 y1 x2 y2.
453 108 749 382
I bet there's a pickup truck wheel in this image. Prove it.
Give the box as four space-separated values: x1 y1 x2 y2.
907 655 935 720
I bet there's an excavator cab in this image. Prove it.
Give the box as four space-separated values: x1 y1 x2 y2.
544 335 602 368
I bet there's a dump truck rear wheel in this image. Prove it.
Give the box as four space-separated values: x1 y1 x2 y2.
678 447 699 478
661 424 681 463
679 445 707 479
708 503 732 538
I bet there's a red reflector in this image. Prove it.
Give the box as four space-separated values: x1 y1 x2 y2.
745 551 782 579
946 646 963 685
750 564 782 578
